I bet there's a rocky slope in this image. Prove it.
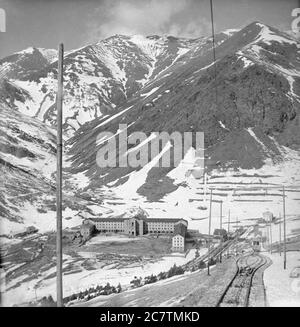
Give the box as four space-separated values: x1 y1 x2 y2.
0 47 58 80
0 100 110 235
66 22 300 197
0 33 232 137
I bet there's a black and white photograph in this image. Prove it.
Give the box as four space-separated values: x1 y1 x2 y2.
0 0 300 310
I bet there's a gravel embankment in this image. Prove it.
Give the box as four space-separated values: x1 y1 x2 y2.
178 256 238 307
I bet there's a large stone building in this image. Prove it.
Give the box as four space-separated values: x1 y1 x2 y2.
81 217 188 252
83 217 188 238
86 218 125 234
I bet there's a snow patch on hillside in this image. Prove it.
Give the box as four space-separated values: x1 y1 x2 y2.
222 28 240 36
141 86 160 98
219 121 229 130
68 171 90 189
256 24 297 46
38 48 58 63
236 51 254 68
14 47 34 55
1 204 82 235
116 141 172 199
125 133 157 156
103 143 300 235
167 147 197 184
130 35 161 57
2 246 196 306
247 128 268 153
264 251 300 307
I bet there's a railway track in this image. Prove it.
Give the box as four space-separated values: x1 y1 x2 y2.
183 230 244 271
216 252 268 307
183 241 230 270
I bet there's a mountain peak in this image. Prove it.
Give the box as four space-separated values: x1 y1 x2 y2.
221 28 240 36
14 46 35 55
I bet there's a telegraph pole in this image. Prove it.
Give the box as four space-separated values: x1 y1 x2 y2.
204 173 207 204
207 188 213 275
279 213 282 256
269 218 273 254
219 200 223 262
208 0 216 271
282 186 287 270
227 209 230 257
227 209 230 234
266 218 270 251
235 216 238 256
220 201 223 230
56 43 64 307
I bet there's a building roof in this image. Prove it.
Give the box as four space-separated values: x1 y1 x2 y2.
213 228 227 236
87 218 125 222
174 223 187 237
252 235 262 241
147 218 188 223
80 223 95 230
87 217 188 224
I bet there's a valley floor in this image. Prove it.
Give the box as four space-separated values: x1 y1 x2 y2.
73 249 300 307
0 232 197 306
1 229 300 307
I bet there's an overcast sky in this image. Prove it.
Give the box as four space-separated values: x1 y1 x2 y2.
0 0 298 58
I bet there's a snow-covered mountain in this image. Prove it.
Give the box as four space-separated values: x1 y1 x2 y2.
67 22 300 173
1 21 300 235
0 32 233 136
0 47 58 80
64 22 300 221
0 101 109 235
2 21 300 309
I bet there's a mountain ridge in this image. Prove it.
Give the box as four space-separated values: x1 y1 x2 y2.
0 29 235 136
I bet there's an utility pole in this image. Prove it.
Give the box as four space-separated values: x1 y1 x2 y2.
207 188 213 275
204 173 207 204
235 216 238 256
269 218 273 254
227 209 230 257
283 186 287 270
279 213 282 256
266 219 270 251
56 43 64 307
220 201 223 230
219 201 223 262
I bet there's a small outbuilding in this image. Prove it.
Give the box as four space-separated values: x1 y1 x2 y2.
26 226 38 234
80 223 95 240
213 228 228 241
172 222 187 252
263 211 274 222
251 235 262 252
